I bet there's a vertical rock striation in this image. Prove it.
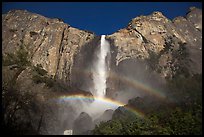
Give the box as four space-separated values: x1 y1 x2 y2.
107 7 202 79
2 7 202 99
2 9 95 86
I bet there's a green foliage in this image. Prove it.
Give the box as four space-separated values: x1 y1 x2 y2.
31 64 54 88
164 74 202 135
43 76 55 87
163 107 202 135
167 74 202 106
3 43 30 68
92 105 202 135
93 120 123 135
32 75 44 84
92 73 202 135
173 42 188 59
162 36 173 54
112 107 137 121
2 71 39 135
32 75 55 88
146 36 174 72
92 114 171 135
33 64 48 76
2 53 16 66
146 50 160 71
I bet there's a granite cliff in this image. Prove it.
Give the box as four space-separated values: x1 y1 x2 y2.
2 7 202 135
2 7 202 88
2 9 95 85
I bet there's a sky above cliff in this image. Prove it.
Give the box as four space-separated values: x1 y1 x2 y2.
2 2 202 35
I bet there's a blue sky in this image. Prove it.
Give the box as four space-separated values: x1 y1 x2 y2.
2 2 202 35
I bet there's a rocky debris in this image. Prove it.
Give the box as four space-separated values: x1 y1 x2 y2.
73 112 95 135
112 106 136 120
113 95 171 120
94 109 114 125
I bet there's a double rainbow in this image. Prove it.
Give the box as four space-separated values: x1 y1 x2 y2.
54 67 167 119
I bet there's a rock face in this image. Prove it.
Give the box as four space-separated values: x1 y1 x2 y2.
73 112 94 135
94 109 114 125
2 7 202 87
2 7 202 134
107 7 202 78
2 9 95 85
105 7 202 99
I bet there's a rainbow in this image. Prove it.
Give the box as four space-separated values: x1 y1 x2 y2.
72 68 166 99
53 94 145 118
63 68 167 119
109 72 166 99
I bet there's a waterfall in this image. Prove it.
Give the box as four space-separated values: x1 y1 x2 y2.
81 34 112 119
62 35 113 134
92 35 110 97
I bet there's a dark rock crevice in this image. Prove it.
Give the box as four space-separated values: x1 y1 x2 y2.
30 29 47 60
54 27 66 79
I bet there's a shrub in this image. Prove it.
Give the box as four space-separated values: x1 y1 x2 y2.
3 43 30 68
33 64 47 76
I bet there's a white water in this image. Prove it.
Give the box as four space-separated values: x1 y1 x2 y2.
92 35 110 97
62 35 116 134
63 35 112 119
80 35 113 119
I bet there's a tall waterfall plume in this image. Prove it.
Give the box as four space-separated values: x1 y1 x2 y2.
92 35 110 97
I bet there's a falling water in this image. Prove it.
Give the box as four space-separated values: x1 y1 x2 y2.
61 35 114 134
92 35 110 97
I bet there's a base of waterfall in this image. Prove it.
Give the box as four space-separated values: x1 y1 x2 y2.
60 96 122 135
56 35 113 135
81 97 121 119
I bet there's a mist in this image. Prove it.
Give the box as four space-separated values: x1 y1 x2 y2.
112 58 167 104
48 35 118 135
91 35 110 97
43 35 167 135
